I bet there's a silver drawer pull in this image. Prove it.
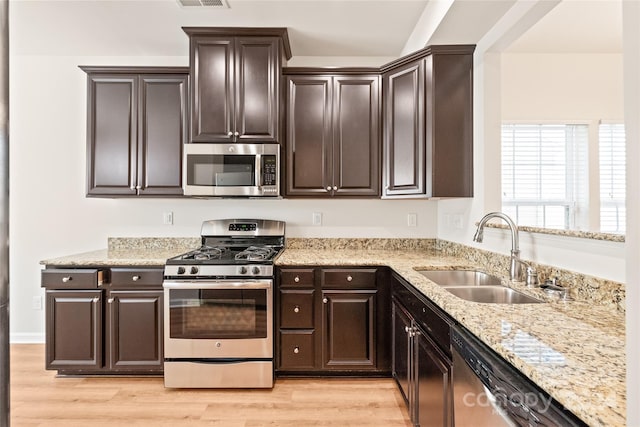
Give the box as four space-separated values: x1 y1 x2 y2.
346 275 353 282
62 276 72 283
293 306 300 313
107 298 114 304
92 297 99 303
293 347 300 354
294 276 300 283
323 298 328 304
405 326 411 333
132 275 141 281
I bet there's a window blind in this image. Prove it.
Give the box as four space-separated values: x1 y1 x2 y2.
599 123 625 233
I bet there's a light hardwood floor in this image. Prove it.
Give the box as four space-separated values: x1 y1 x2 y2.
10 344 412 427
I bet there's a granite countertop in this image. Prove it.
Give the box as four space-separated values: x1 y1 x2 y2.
39 241 626 426
276 248 626 427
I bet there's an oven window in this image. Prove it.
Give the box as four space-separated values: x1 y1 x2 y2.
169 288 267 339
187 155 255 186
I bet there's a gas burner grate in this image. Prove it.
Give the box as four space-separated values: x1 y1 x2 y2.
234 246 275 261
183 245 228 261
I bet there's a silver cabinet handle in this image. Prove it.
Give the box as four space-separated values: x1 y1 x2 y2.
62 276 72 283
323 298 328 304
130 185 135 190
333 186 337 191
92 297 99 303
234 131 240 136
294 276 300 283
405 326 411 334
107 298 114 304
326 186 332 191
293 306 300 313
135 185 141 190
228 131 233 137
346 275 353 282
293 346 300 354
132 275 141 281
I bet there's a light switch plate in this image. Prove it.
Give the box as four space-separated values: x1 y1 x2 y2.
163 212 174 225
312 212 322 226
407 213 417 227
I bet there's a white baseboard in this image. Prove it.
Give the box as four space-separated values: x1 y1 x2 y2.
10 333 45 344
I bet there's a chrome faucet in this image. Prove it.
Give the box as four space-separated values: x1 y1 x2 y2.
473 212 527 282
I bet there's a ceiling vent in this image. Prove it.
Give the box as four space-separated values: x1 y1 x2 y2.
177 0 229 7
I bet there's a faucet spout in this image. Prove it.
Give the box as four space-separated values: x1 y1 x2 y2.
473 212 524 281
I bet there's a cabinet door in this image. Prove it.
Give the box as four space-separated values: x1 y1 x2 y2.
322 290 376 370
235 37 280 142
190 37 234 142
285 76 333 196
138 74 187 196
106 290 163 371
392 299 411 405
332 75 380 196
86 74 138 196
382 60 425 196
416 327 453 427
45 290 103 370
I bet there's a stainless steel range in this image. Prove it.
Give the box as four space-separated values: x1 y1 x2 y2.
163 218 285 388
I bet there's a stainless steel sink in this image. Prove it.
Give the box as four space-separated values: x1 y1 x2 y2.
416 269 543 304
444 286 543 304
417 269 502 287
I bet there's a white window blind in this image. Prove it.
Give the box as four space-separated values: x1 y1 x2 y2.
599 123 625 233
501 124 588 229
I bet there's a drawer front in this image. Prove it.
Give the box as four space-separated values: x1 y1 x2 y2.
110 268 163 287
41 269 100 289
321 268 377 289
280 291 314 329
279 330 316 370
412 299 450 356
279 268 315 288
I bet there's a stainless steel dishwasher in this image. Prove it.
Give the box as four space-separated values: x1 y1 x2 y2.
451 326 587 427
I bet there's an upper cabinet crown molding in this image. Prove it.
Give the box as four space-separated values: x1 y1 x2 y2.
182 27 292 60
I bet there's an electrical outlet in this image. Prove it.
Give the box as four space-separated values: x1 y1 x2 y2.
31 296 42 311
407 213 417 227
453 214 464 229
163 212 174 225
312 212 322 226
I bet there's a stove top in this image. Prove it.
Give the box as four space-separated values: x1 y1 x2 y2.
164 218 285 279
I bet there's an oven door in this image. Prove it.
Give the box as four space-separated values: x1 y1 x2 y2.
163 280 272 359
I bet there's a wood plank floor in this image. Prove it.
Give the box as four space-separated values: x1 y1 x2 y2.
10 344 412 427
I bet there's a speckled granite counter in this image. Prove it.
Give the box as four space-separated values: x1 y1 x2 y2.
276 247 626 427
39 237 626 426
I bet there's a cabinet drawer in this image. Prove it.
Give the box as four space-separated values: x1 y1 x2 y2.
280 269 315 288
321 268 377 289
110 268 163 287
41 269 101 289
280 291 314 329
412 299 450 356
279 330 316 370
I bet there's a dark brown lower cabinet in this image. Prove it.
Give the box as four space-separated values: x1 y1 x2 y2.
42 267 164 375
392 273 452 427
276 266 390 375
45 290 103 370
105 290 163 371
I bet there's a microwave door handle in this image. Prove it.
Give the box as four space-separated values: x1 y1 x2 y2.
256 154 263 188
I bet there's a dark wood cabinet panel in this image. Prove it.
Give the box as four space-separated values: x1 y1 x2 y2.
284 71 381 197
276 266 389 375
393 299 411 404
45 290 103 370
381 45 474 198
186 31 284 143
82 67 188 197
106 290 163 371
415 331 452 427
383 62 425 196
322 290 376 369
42 266 164 375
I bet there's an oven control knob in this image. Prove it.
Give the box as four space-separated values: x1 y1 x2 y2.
177 267 186 275
190 266 199 275
239 266 248 275
252 266 260 275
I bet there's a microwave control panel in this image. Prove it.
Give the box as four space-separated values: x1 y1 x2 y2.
262 156 277 186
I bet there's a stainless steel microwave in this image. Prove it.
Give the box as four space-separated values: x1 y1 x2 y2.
183 143 280 197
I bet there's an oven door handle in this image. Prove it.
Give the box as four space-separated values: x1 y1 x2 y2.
162 280 272 290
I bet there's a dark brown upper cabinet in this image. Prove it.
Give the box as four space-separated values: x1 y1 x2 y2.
183 27 291 143
81 67 188 197
381 45 475 198
284 70 381 197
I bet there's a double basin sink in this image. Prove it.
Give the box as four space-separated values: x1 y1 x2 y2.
416 269 543 304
